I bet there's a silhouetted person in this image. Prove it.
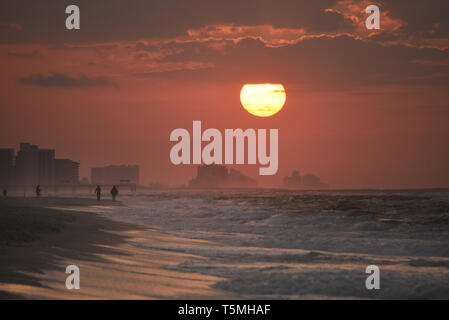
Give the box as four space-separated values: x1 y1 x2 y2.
3 189 6 197
95 185 102 201
110 185 118 201
36 185 41 197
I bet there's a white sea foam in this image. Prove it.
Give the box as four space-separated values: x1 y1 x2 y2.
101 189 449 299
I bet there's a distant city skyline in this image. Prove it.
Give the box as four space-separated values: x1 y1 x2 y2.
0 142 141 187
91 165 140 186
189 165 257 188
0 142 79 187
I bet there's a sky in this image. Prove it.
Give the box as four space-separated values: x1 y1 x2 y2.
0 0 448 189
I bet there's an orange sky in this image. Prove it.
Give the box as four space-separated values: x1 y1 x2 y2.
0 0 448 188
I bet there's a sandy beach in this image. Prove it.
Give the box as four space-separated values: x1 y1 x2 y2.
1 190 449 299
0 196 232 299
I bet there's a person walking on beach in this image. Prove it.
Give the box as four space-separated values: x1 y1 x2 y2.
35 185 41 197
110 185 118 201
95 185 102 201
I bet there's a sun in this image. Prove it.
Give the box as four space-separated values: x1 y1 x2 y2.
240 84 286 117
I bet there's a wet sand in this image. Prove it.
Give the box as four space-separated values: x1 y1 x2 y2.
0 197 231 299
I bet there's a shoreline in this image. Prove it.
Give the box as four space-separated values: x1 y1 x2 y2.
0 197 137 299
0 196 232 299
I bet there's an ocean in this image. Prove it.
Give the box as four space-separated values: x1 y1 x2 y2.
99 189 449 299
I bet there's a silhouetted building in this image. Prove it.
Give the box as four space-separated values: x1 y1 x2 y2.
55 159 79 185
91 165 139 185
302 174 324 188
228 168 257 188
283 170 328 189
283 170 302 188
0 148 14 187
38 149 55 186
190 165 228 188
1 143 79 187
15 143 39 186
189 165 257 188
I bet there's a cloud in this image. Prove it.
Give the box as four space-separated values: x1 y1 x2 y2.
2 0 446 49
326 0 449 50
4 1 447 92
18 73 117 88
185 24 309 47
128 35 449 92
6 49 42 59
0 0 340 43
326 0 405 35
411 59 449 67
0 21 22 31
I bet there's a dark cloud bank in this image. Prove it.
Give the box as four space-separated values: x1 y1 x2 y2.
18 73 117 88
